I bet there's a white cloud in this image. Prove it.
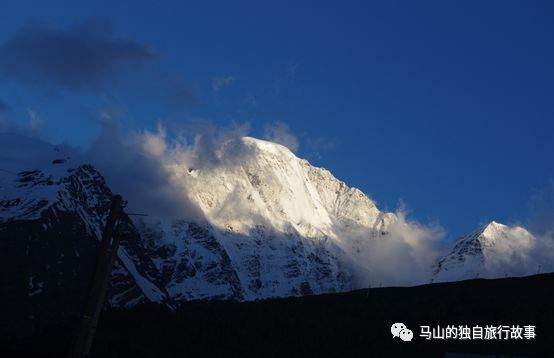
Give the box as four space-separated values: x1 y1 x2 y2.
142 123 167 156
85 119 251 219
342 206 445 287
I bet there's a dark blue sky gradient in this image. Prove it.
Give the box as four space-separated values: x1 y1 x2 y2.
1 0 553 238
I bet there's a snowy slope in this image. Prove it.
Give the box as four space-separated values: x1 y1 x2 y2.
433 221 537 282
134 137 397 300
172 137 395 236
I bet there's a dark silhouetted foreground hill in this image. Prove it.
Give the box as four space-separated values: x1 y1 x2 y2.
4 273 552 358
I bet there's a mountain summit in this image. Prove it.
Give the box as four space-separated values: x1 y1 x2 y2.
433 221 537 281
169 136 395 234
133 136 399 300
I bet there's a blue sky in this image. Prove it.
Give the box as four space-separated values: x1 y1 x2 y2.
1 0 553 238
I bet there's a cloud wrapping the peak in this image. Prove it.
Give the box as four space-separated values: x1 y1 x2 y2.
340 208 445 287
264 121 299 152
0 18 156 91
86 121 197 221
84 119 252 220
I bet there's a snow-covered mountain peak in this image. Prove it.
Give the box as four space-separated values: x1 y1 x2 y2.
129 134 400 299
170 135 390 240
240 136 294 157
474 221 534 250
434 220 537 281
481 220 505 237
463 220 507 248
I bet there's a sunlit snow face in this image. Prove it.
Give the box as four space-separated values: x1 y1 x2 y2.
391 323 406 337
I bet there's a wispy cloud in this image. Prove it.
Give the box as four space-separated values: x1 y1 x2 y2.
263 121 299 152
26 109 43 132
0 108 44 138
85 119 251 219
212 75 237 91
0 17 156 92
305 136 338 160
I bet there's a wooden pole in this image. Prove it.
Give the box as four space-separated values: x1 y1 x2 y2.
68 195 123 358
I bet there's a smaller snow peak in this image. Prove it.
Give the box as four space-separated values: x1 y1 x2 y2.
458 221 534 253
481 220 505 236
462 221 511 248
463 221 507 244
478 221 535 248
486 220 503 228
434 221 538 282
